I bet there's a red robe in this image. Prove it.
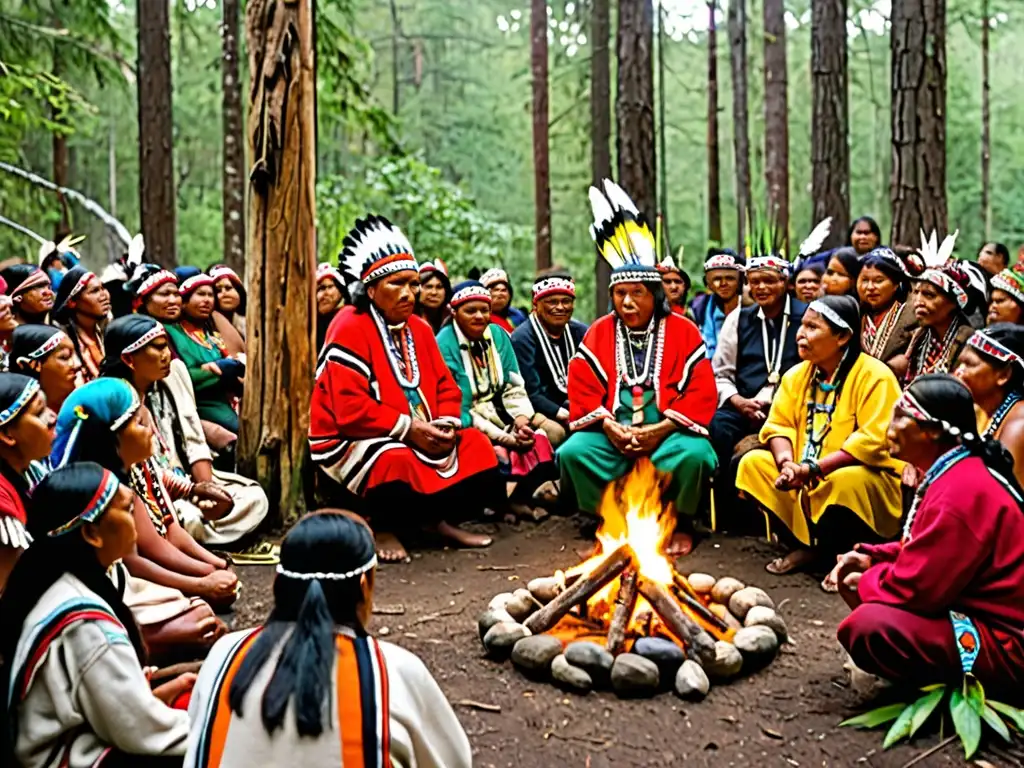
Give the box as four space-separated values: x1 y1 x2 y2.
567 312 716 434
309 307 497 496
839 456 1024 693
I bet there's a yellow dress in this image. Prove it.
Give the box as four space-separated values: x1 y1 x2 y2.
736 354 904 546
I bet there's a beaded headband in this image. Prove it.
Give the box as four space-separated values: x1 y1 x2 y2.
11 269 50 298
703 254 745 273
863 247 910 277
15 330 66 367
896 389 977 442
316 262 344 285
967 330 1024 373
122 324 167 355
808 300 852 332
208 266 242 285
419 259 449 278
47 469 120 537
916 268 969 309
110 387 142 432
135 269 177 299
609 266 662 286
991 268 1024 306
533 277 575 301
362 255 418 284
450 285 492 308
179 274 215 296
57 270 96 311
0 379 40 427
746 255 790 276
276 554 377 581
480 268 509 289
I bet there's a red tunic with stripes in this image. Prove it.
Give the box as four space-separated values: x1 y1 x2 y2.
309 306 497 496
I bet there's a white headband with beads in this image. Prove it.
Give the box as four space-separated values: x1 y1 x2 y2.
275 554 377 581
808 300 852 332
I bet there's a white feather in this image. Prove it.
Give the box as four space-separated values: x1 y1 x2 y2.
960 259 987 295
588 186 614 231
602 178 640 215
128 233 145 267
37 240 56 264
627 230 656 266
798 217 832 257
937 229 959 264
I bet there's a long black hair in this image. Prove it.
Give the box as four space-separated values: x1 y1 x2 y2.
827 246 863 295
859 247 911 303
9 324 65 377
100 314 163 381
228 511 376 737
0 463 145 763
847 216 882 249
904 373 1024 505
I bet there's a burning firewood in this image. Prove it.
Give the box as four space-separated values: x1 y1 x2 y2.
524 544 633 634
637 577 716 665
671 574 735 641
605 569 639 655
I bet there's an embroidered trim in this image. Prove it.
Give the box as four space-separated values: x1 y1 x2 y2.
991 268 1024 305
746 255 790 275
808 300 852 331
57 270 96 311
47 469 120 537
577 343 608 386
362 256 418 284
664 409 709 436
615 318 656 387
967 330 1024 373
208 266 241 285
11 269 50 297
21 330 66 363
609 267 662 286
569 406 613 431
863 301 903 359
480 268 509 288
918 268 969 309
983 392 1023 438
0 379 40 426
703 254 745 273
950 611 981 675
110 387 142 432
533 277 576 301
179 274 215 296
369 305 420 389
135 269 177 298
316 262 344 285
122 324 166 355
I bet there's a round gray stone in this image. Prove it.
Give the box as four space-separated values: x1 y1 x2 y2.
478 608 515 642
551 654 593 693
687 573 717 595
704 640 743 682
483 621 529 658
510 635 563 676
733 625 779 666
505 588 539 623
674 659 710 700
564 640 614 685
728 587 775 621
744 605 788 642
527 576 563 604
488 592 515 611
710 577 745 605
610 653 660 698
633 636 686 680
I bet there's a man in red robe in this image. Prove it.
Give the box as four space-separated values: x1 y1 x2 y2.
309 215 499 562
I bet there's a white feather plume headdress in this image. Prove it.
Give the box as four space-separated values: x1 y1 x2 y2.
918 228 959 270
587 178 659 285
338 215 418 286
915 228 970 309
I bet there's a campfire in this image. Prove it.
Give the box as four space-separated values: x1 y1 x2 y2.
479 460 786 699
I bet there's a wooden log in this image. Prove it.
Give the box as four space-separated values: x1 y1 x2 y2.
638 577 716 665
605 568 639 655
524 544 633 634
671 575 733 638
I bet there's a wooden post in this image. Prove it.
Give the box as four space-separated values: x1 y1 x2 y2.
221 0 246 275
606 569 639 655
241 0 317 523
637 577 716 665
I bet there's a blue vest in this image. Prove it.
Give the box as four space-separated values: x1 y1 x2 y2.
734 298 807 399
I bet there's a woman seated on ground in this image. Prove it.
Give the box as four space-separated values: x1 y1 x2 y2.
51 378 239 612
0 463 196 768
735 295 904 581
101 315 272 561
10 325 80 412
53 265 111 383
416 259 452 335
0 374 54 593
848 215 882 256
315 262 345 352
954 323 1024 488
166 267 245 438
987 264 1024 326
310 216 499 563
208 264 247 342
792 262 824 303
821 247 863 298
834 375 1024 697
2 264 55 325
184 511 472 768
856 247 917 379
438 281 560 520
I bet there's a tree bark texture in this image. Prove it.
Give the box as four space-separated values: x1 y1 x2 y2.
617 0 657 223
762 0 789 251
242 0 317 523
981 0 991 239
531 0 552 271
811 0 849 250
890 0 947 247
657 2 668 240
221 0 246 275
137 0 177 268
591 0 612 311
706 0 722 245
727 0 750 254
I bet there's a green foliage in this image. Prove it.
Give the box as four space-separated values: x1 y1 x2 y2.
841 678 1024 759
317 154 533 293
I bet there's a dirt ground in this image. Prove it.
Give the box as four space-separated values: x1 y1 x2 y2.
232 517 983 768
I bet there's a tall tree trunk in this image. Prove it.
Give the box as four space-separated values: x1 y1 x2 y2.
221 0 246 274
657 1 668 236
981 0 991 239
811 0 849 249
137 0 177 268
241 0 317 523
592 0 612 311
707 0 722 245
617 0 656 221
890 0 947 246
389 0 401 114
762 0 789 250
531 0 552 271
727 0 750 253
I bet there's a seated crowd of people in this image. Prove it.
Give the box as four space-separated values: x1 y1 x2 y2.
1 185 1023 766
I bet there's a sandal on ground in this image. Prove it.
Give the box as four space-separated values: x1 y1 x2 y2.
226 540 280 566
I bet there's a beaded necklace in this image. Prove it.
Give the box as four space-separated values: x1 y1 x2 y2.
910 319 962 381
370 305 420 389
468 337 501 399
863 301 902 359
800 358 846 462
180 320 228 355
983 392 1023 439
902 446 970 543
615 318 655 387
529 314 575 394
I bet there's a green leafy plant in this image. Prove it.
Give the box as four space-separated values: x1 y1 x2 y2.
841 678 1024 759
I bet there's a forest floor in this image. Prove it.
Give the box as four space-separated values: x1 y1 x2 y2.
232 516 982 768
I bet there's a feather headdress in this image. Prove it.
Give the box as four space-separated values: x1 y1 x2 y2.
38 233 86 267
588 179 659 285
915 229 969 309
338 215 418 286
918 228 959 270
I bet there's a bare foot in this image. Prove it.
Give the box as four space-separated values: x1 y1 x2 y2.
665 531 693 557
765 548 815 575
375 532 410 563
532 480 560 504
437 520 493 548
509 502 549 522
